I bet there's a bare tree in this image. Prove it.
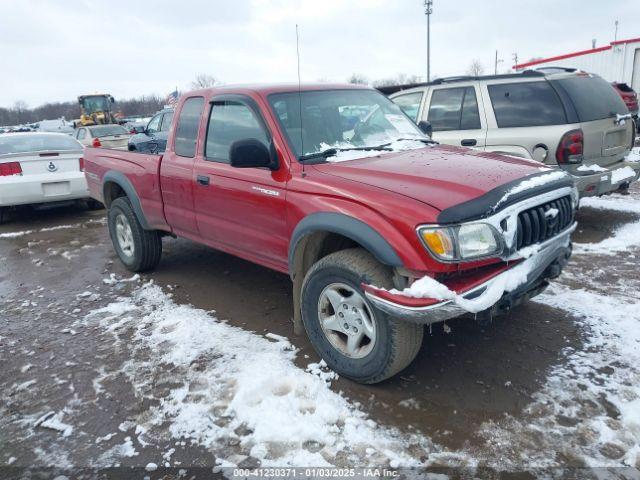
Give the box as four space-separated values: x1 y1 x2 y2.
372 73 421 88
347 73 368 85
191 74 219 89
466 59 485 77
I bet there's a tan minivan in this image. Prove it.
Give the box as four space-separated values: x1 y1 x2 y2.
385 69 639 197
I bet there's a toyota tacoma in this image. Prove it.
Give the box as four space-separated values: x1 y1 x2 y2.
84 84 577 384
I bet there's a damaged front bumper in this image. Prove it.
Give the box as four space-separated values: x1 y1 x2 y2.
363 223 576 325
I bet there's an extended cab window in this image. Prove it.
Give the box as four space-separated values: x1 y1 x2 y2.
205 101 269 163
392 92 423 122
175 97 204 158
488 81 567 128
428 87 480 131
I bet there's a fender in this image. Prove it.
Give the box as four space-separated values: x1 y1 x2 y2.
288 212 403 276
102 171 152 230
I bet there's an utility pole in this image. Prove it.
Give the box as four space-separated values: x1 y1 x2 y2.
424 0 433 81
614 20 619 42
512 52 518 70
494 50 503 75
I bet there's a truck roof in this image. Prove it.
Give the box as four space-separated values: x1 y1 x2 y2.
186 82 370 97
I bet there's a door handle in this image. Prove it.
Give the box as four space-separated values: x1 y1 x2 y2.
461 139 477 147
196 175 210 186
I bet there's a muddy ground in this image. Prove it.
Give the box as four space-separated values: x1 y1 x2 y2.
1 185 639 478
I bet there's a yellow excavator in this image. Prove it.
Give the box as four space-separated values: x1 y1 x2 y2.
76 93 116 127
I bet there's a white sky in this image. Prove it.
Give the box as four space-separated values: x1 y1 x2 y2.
1 0 638 108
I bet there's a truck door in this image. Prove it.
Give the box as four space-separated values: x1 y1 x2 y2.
192 95 289 271
159 96 205 237
422 83 487 149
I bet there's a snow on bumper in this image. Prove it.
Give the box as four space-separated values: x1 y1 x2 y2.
363 223 576 324
573 160 640 197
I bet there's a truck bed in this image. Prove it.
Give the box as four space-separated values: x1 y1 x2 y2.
84 148 169 231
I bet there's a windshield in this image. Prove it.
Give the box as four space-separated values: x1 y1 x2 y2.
0 134 82 155
89 125 128 137
81 96 110 114
552 75 629 122
268 89 428 161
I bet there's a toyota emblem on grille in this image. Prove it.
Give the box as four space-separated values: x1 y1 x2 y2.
544 208 559 228
47 161 57 172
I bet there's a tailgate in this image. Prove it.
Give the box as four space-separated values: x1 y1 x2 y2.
581 117 633 168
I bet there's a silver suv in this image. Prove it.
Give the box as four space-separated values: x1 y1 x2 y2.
384 70 639 197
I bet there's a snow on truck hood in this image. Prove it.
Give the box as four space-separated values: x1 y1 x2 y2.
313 144 566 214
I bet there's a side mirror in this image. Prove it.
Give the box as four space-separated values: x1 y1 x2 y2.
229 139 277 170
418 121 433 137
110 96 115 103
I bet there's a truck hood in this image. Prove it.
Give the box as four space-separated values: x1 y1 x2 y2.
312 144 573 221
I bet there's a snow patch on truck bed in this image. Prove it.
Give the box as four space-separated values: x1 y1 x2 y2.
84 283 460 468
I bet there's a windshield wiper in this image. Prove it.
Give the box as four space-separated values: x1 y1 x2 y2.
299 144 392 162
394 137 438 145
299 148 338 162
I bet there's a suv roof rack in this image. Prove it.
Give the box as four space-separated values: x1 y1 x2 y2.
376 70 546 95
532 66 579 74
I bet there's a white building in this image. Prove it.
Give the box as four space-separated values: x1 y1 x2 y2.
514 37 640 91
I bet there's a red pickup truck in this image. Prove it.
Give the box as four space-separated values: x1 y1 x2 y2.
84 83 577 383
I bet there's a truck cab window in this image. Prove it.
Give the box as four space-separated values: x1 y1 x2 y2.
205 101 269 163
175 97 204 157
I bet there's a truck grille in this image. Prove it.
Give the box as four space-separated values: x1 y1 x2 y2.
515 196 574 250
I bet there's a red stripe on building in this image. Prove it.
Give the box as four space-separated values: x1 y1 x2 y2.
514 45 612 70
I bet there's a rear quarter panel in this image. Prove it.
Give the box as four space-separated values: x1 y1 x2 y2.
84 147 169 230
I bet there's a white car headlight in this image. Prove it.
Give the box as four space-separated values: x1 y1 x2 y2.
418 223 502 262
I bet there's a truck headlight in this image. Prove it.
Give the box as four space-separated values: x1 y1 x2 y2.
418 223 502 261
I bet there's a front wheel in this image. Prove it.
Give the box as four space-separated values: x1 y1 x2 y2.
107 197 162 272
301 248 423 384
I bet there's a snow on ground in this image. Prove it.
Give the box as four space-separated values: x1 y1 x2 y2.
82 283 464 468
575 195 640 255
474 285 640 469
471 191 640 470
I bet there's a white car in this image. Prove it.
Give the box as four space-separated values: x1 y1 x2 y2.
0 133 91 223
74 124 131 149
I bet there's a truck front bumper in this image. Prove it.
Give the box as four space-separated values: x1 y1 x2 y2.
363 225 575 325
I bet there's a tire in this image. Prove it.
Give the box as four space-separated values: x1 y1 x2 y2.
107 197 162 272
301 248 423 384
0 207 6 225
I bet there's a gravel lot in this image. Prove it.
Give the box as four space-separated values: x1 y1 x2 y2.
1 185 639 478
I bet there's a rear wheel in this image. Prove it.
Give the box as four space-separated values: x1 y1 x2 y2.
0 207 6 225
301 248 423 384
107 197 162 272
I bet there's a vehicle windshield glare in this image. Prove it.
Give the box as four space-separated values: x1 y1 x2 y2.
268 89 428 160
0 134 82 155
89 125 128 137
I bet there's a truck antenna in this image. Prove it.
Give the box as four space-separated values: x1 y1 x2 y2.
296 24 305 177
